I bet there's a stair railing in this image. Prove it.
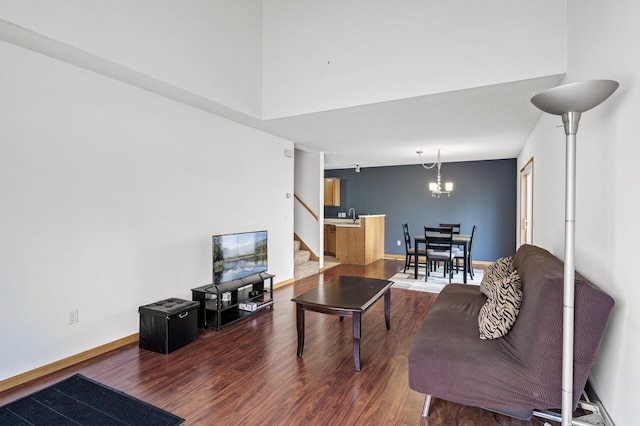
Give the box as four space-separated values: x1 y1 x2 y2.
294 194 318 222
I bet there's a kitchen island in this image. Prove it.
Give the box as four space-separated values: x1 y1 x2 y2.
325 215 385 266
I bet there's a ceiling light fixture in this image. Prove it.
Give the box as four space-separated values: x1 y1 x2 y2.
355 164 361 173
417 149 452 197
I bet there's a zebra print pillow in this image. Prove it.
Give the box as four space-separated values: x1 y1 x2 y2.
480 256 514 297
478 269 523 339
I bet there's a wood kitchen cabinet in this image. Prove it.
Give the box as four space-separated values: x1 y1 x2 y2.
324 225 336 256
335 215 385 265
324 178 341 206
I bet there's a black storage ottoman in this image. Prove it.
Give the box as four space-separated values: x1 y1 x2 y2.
138 298 200 354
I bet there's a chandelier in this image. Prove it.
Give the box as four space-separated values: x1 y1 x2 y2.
417 149 453 197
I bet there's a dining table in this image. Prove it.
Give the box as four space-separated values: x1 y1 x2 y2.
414 232 472 283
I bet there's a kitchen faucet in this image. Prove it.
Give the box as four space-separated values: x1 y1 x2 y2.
348 208 356 223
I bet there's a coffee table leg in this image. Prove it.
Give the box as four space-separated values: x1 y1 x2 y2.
353 311 361 371
384 290 391 330
296 303 305 357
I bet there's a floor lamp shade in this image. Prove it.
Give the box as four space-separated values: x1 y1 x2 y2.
530 80 618 426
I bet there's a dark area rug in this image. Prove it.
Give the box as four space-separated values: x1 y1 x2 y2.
0 374 184 425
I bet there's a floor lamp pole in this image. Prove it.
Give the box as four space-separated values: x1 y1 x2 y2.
562 112 579 426
531 80 618 426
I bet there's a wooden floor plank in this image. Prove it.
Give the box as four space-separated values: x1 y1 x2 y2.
0 259 554 425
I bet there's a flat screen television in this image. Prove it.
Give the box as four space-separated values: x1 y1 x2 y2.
212 230 268 284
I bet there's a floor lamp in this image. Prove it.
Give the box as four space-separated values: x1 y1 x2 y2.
531 80 619 426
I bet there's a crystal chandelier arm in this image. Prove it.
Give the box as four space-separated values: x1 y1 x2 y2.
417 150 439 169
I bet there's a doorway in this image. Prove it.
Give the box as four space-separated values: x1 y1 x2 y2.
520 158 534 246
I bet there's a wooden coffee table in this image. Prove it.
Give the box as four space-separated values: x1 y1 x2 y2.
291 276 393 371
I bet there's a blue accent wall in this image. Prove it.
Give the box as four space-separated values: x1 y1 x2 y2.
325 159 516 262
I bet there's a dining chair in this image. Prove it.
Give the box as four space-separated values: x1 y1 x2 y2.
424 226 455 283
440 223 464 257
429 225 454 272
402 223 426 273
439 223 460 234
454 225 476 280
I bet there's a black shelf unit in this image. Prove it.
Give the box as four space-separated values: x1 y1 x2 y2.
191 272 274 330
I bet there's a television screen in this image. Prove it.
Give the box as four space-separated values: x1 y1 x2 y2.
212 230 268 284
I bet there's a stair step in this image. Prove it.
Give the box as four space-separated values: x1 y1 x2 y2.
294 249 311 265
294 260 320 280
293 238 319 280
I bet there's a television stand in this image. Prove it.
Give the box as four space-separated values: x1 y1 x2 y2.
191 272 274 330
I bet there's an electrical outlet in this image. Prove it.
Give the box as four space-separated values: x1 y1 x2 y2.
68 308 78 325
397 240 401 246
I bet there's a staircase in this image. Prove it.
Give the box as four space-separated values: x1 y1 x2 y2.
294 239 320 280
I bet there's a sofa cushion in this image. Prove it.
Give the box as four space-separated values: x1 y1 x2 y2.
478 270 523 339
408 284 533 419
480 256 514 297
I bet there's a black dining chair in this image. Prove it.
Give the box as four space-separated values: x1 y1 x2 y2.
424 226 455 283
454 225 476 280
439 223 461 234
441 223 464 259
402 223 426 273
429 224 454 272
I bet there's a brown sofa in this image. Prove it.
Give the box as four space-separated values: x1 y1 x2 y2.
408 244 614 420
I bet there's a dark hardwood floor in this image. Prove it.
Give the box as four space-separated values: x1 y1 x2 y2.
0 259 554 425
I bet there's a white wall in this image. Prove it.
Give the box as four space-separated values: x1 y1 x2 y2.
0 0 263 117
519 2 640 424
293 149 323 264
263 0 566 118
0 39 293 380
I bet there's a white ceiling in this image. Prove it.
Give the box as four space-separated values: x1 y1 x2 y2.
259 74 566 169
1 20 565 171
